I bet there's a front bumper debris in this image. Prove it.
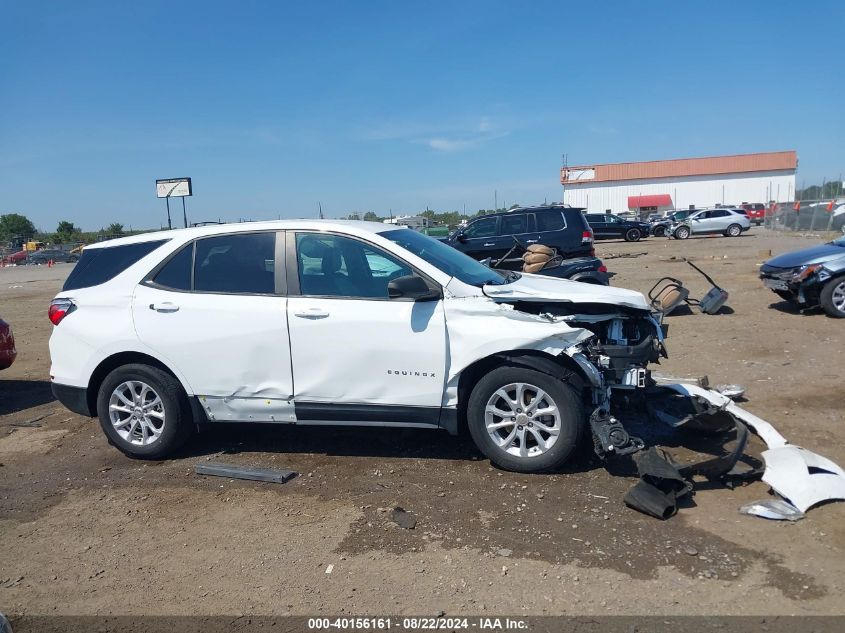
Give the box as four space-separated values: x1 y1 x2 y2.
608 383 845 520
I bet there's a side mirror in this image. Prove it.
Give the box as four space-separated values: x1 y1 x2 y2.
456 232 468 243
388 275 441 301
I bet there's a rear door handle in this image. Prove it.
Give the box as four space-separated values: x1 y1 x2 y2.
525 239 538 243
293 308 329 319
149 302 179 313
483 242 495 247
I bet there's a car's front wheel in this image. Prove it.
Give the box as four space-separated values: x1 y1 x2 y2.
674 226 690 239
652 226 666 237
97 363 194 459
820 277 845 318
466 366 585 473
726 223 742 237
624 228 642 242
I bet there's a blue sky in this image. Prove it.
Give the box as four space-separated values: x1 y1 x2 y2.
1 0 843 231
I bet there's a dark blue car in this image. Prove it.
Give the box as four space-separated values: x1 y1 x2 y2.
759 236 845 317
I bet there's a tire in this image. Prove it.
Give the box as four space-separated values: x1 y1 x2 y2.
819 277 845 318
652 226 666 238
725 224 742 237
624 228 642 242
674 226 690 240
96 363 194 459
466 365 585 473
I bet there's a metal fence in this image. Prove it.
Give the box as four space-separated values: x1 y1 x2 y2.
763 199 845 233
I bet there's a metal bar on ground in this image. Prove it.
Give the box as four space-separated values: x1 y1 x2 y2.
195 462 297 484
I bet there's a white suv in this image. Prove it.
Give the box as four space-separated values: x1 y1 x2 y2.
49 221 664 472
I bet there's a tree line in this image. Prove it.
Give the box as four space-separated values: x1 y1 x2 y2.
342 205 521 227
0 213 128 247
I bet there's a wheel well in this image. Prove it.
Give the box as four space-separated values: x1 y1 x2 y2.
455 350 590 434
86 352 181 416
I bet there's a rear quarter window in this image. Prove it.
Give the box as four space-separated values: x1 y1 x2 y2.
537 211 566 232
62 240 167 291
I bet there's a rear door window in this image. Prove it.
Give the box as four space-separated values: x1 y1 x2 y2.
499 214 530 235
537 211 565 232
63 240 168 291
194 232 276 294
152 243 193 291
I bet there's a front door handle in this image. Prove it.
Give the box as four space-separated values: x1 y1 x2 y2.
293 308 329 319
525 239 538 243
149 302 179 313
483 242 495 247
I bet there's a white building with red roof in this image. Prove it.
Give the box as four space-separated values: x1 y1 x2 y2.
560 150 797 215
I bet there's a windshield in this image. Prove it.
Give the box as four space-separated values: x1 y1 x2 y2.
381 229 508 286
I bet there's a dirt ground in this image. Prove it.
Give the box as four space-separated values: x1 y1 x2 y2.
1 229 844 619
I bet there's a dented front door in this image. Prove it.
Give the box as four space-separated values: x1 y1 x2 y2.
286 231 447 414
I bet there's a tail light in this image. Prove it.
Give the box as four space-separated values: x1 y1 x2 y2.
48 298 75 325
581 229 593 243
598 265 608 273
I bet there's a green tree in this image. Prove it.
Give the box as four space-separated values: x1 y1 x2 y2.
0 213 37 244
362 211 381 222
55 220 82 244
106 222 125 235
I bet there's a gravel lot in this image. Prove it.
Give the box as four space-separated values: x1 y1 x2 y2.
1 229 844 618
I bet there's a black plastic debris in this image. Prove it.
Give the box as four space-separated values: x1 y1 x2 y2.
623 418 759 519
390 506 416 529
624 448 693 519
194 462 297 484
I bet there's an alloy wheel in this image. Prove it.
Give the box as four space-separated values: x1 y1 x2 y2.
832 281 845 314
484 382 561 458
108 380 166 446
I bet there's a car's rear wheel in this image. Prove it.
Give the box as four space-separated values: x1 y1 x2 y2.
97 363 193 459
466 366 585 473
674 226 690 240
624 228 642 242
726 224 742 237
820 277 845 318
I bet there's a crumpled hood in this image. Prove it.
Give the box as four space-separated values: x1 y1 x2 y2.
764 243 845 269
480 272 651 310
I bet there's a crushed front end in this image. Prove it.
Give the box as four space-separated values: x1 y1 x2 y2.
511 301 667 458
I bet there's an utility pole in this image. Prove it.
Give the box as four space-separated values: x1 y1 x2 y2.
494 190 498 211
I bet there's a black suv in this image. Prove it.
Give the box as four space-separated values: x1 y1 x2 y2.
585 213 650 242
442 205 593 261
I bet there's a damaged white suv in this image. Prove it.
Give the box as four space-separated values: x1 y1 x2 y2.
49 220 665 472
